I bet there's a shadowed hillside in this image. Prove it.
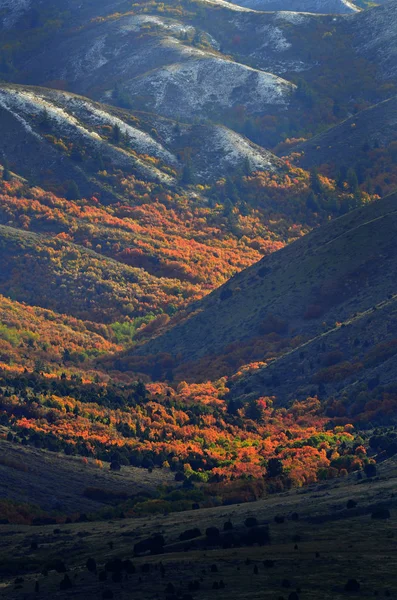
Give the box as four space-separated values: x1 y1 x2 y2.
126 190 397 392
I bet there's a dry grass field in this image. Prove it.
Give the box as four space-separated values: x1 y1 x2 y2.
0 453 395 600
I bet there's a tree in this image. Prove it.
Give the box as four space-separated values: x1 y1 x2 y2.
296 79 315 108
65 180 81 201
181 159 194 185
336 165 348 189
347 167 359 193
2 160 11 181
310 168 322 195
306 191 319 212
267 458 283 478
112 124 121 144
245 400 263 422
38 109 51 130
364 463 377 478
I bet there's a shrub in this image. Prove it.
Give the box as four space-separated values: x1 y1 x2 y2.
134 534 165 555
123 560 135 574
364 463 377 478
59 575 72 590
244 517 258 528
263 560 275 568
244 526 270 546
86 558 96 572
105 558 123 572
205 526 220 539
179 528 201 541
344 579 360 592
274 515 285 524
371 508 390 520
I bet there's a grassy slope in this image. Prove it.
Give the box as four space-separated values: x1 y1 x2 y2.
0 453 395 598
294 95 397 171
0 437 172 514
129 190 397 382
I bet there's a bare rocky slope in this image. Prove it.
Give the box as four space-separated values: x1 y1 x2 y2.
3 0 397 132
0 0 395 177
0 84 283 193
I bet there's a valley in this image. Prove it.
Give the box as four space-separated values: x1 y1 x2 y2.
0 0 396 597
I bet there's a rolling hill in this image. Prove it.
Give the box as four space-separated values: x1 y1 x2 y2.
0 450 395 599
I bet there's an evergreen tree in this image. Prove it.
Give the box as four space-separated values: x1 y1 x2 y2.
112 124 121 144
310 168 322 195
347 167 359 193
65 180 81 201
336 165 348 189
306 191 319 212
2 159 11 181
181 159 194 185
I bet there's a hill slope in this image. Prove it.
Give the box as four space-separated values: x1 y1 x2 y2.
2 0 396 150
128 190 397 393
293 95 397 174
0 453 396 598
0 83 283 192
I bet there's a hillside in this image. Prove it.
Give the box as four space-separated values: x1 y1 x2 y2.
0 0 396 150
295 95 397 171
127 190 397 391
0 437 172 515
0 453 396 598
291 95 397 195
0 83 286 195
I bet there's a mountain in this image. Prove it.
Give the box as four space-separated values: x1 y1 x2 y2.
1 0 396 150
16 13 296 121
126 190 397 393
351 0 397 80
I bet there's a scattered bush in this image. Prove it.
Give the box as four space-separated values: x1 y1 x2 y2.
206 526 220 539
244 517 258 528
344 579 360 592
371 508 390 520
179 528 201 541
